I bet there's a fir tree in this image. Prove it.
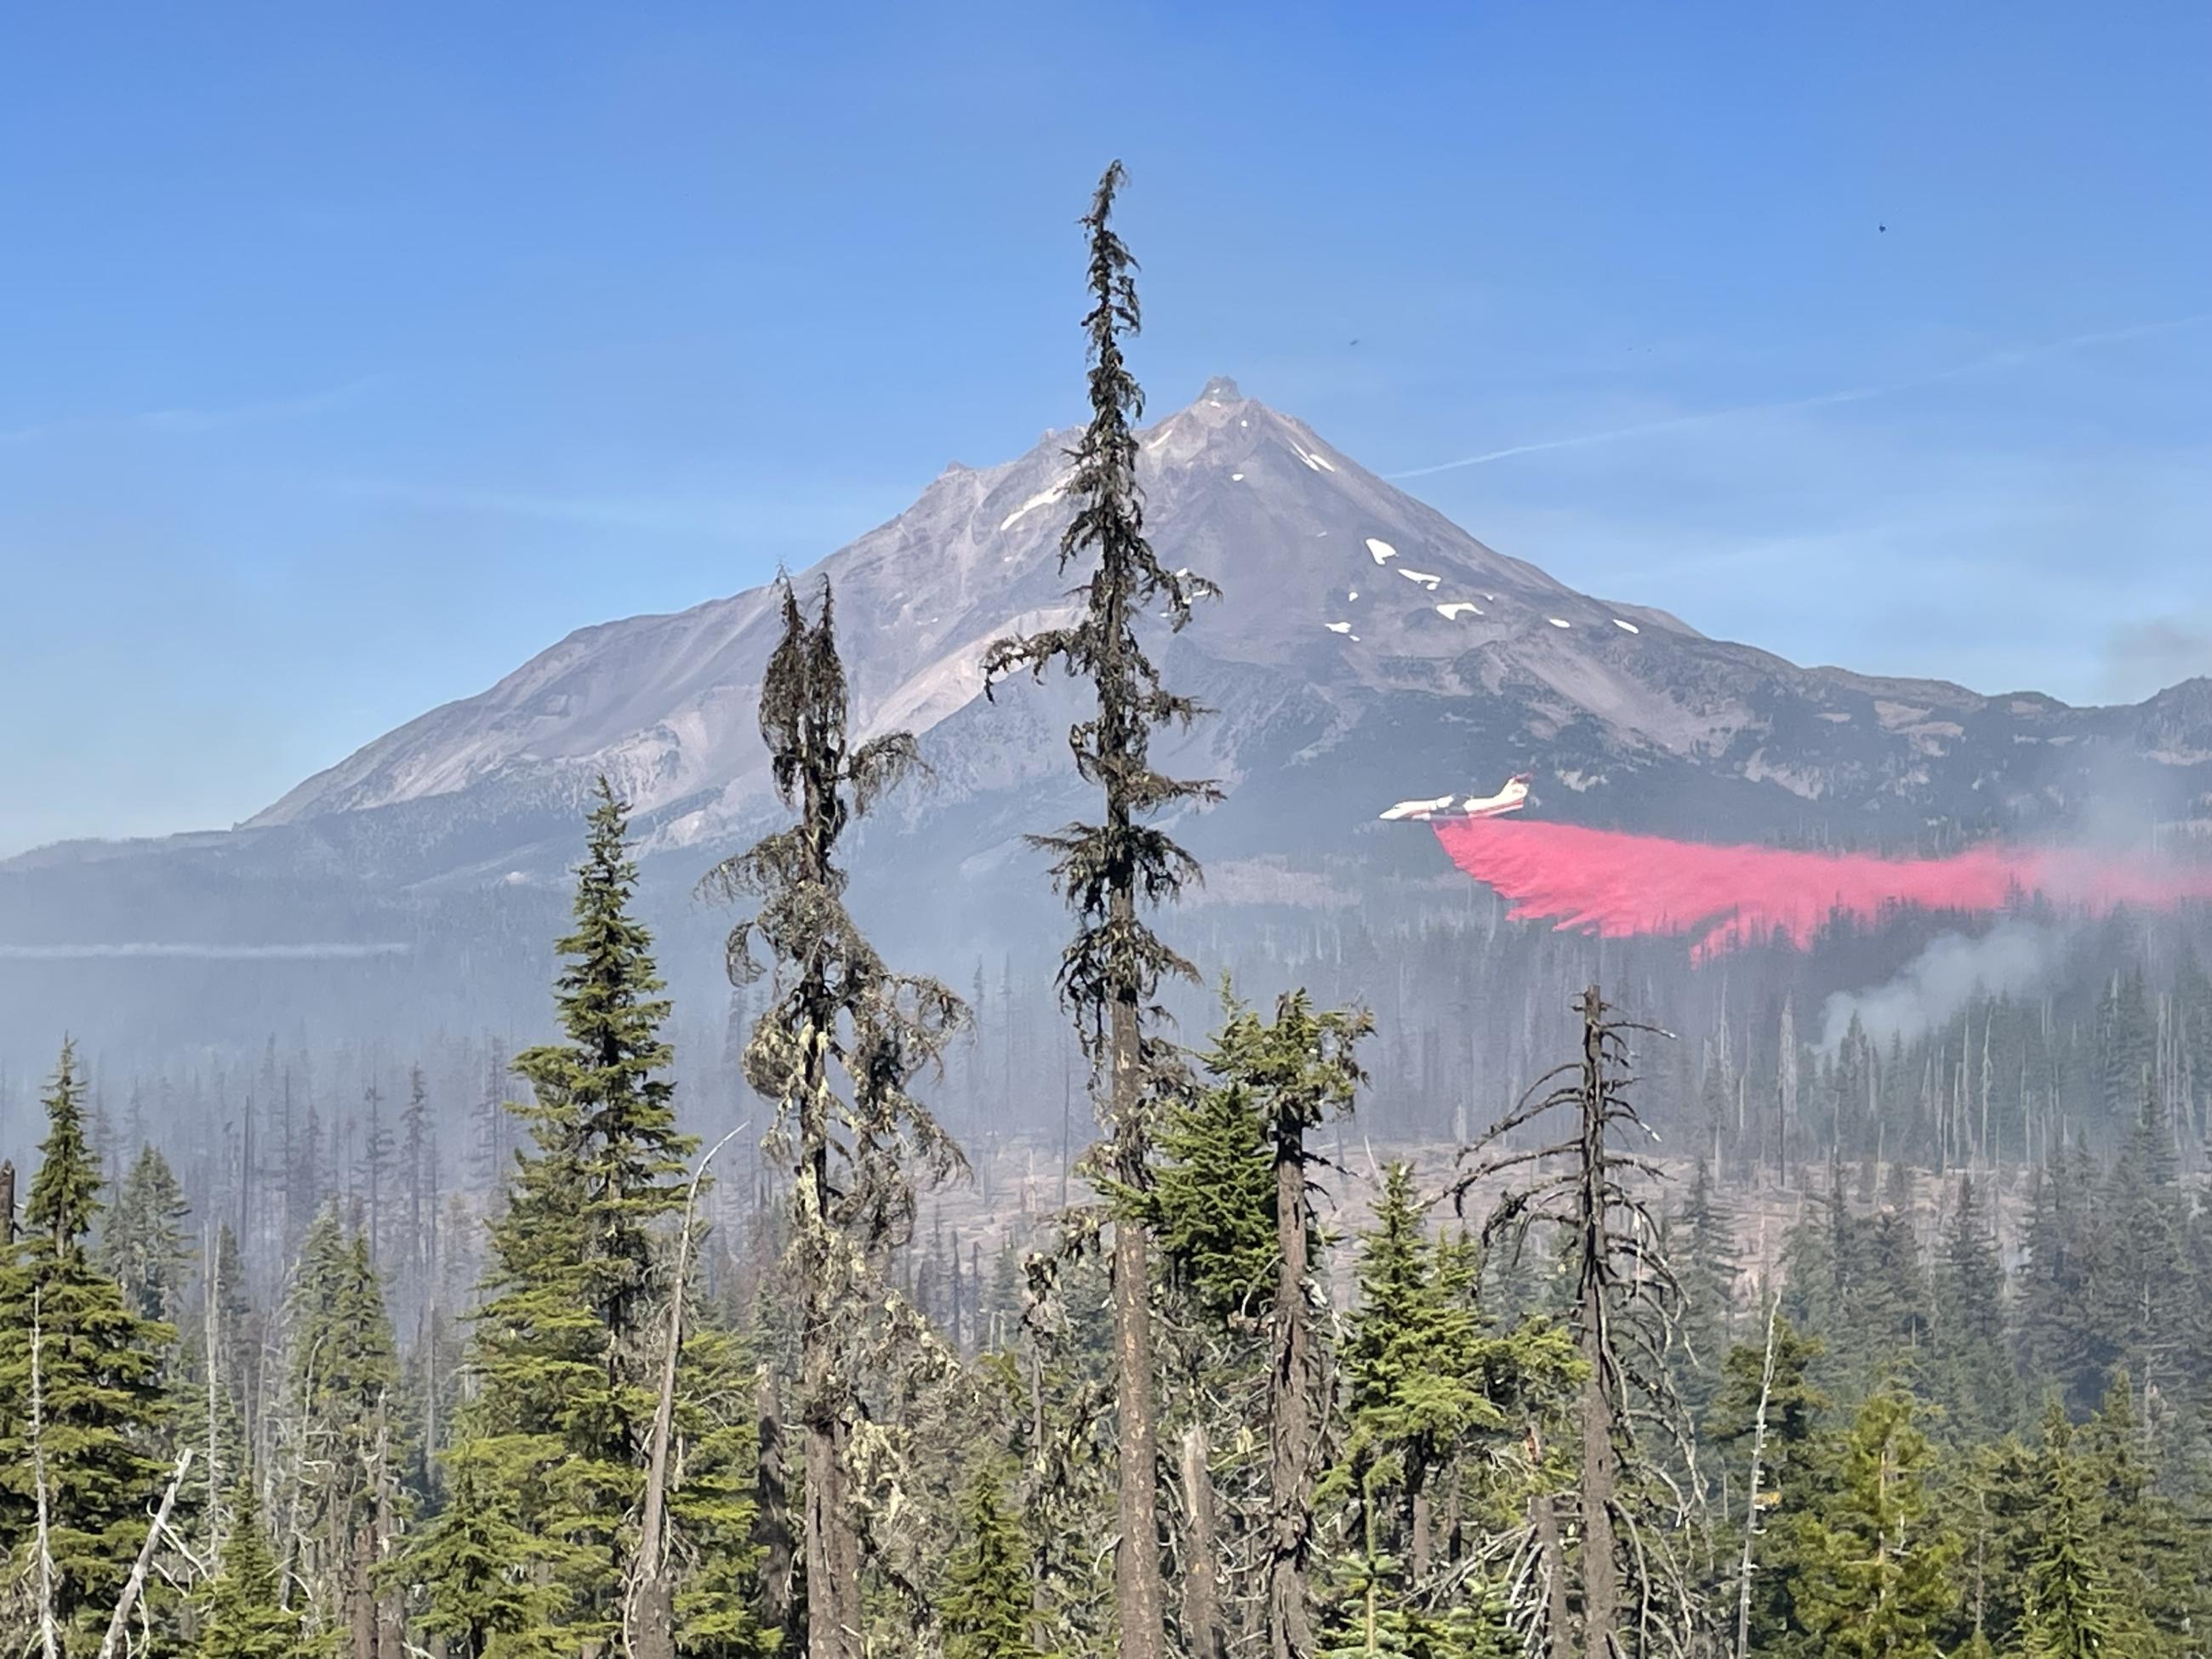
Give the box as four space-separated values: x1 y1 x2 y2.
1707 1314 1833 1659
408 1439 562 1659
283 1207 404 1648
103 1143 192 1326
0 1043 174 1650
942 1460 1052 1659
1790 1387 1959 1659
2017 1413 2114 1659
423 784 698 1650
196 1480 313 1659
1673 1160 1739 1427
1329 1164 1576 1634
983 159 1218 1659
1930 1176 2018 1444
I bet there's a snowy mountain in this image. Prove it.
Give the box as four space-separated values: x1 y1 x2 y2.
6 375 2211 1054
239 373 2212 866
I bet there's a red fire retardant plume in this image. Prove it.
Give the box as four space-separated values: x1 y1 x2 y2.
1431 818 2212 961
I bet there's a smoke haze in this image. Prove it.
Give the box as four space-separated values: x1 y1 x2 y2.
1816 920 2061 1048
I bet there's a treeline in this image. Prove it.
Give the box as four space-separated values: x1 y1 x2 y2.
19 884 2211 1272
4 161 2211 1659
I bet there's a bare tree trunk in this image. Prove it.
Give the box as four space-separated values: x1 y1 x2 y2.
31 1293 59 1659
205 1226 224 1541
375 1407 403 1659
1 1160 16 1246
628 1126 742 1659
351 1523 376 1659
802 1032 864 1659
1411 1462 1434 1589
97 1448 193 1659
1577 990 1617 1659
1110 964 1165 1659
752 1368 797 1647
1530 1421 1571 1659
1734 1299 1781 1659
1180 1424 1226 1659
1268 1102 1316 1659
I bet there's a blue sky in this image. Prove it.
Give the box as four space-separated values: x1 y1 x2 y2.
2 2 2207 854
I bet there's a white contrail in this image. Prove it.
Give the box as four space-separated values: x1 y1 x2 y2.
1385 314 2212 480
0 942 412 961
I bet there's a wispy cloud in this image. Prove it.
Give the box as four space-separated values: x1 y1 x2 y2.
1385 315 2212 479
0 374 389 449
0 942 411 961
327 477 756 538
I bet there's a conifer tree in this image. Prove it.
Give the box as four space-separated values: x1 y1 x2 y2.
1707 1314 1831 1659
282 1207 403 1651
197 1479 313 1659
422 782 703 1651
1789 1387 1958 1659
1929 1177 2017 1444
2017 1414 2114 1659
983 159 1217 1659
1328 1164 1577 1652
104 1143 192 1326
1673 1160 1739 1428
0 1043 174 1650
408 1440 558 1659
942 1460 1053 1659
400 1065 435 1287
702 576 966 1659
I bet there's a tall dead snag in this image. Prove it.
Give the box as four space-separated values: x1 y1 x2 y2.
1453 985 1697 1659
1247 995 1371 1659
628 1125 744 1659
1732 1297 1781 1659
984 157 1218 1659
702 575 967 1659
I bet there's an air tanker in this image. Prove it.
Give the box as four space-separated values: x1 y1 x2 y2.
1377 773 1532 823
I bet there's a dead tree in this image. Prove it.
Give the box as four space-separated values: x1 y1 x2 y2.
1453 985 1699 1659
984 157 1218 1659
1732 1298 1781 1659
31 1291 59 1659
628 1124 745 1659
1257 995 1369 1659
702 576 966 1659
96 1447 195 1659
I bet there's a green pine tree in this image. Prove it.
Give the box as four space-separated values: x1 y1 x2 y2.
2017 1412 2115 1659
408 1437 564 1659
1930 1176 2020 1444
1707 1314 1833 1657
103 1143 192 1326
282 1207 405 1643
1673 1159 1740 1426
941 1459 1052 1659
196 1479 314 1659
1790 1386 1960 1659
1325 1164 1577 1618
417 784 743 1655
0 1042 174 1652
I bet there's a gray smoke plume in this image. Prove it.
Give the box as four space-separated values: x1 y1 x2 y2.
1819 920 2059 1049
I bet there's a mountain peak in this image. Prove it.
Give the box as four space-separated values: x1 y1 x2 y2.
1197 374 1244 403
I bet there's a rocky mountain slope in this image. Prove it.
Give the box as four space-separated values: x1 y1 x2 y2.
242 373 2212 869
5 376 2209 1055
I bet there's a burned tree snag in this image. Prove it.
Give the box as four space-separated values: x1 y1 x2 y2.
703 575 966 1659
983 158 1219 1659
1454 985 1698 1659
